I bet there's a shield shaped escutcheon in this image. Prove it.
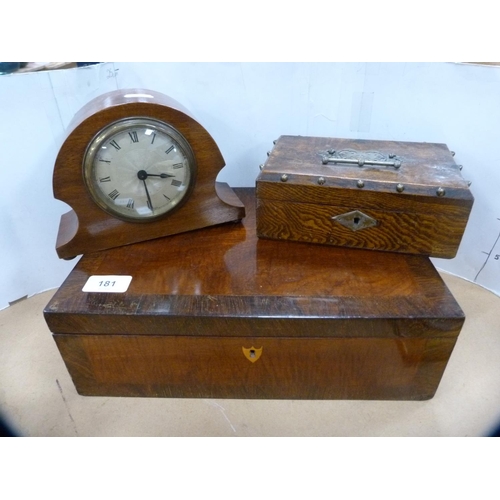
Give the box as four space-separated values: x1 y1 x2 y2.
242 346 263 363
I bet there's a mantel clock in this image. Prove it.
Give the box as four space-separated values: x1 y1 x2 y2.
53 89 245 259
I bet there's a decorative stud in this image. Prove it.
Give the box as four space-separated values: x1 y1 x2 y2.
357 180 365 188
436 187 446 197
267 151 271 157
396 183 405 193
259 164 264 171
451 151 456 156
281 174 289 182
318 177 325 185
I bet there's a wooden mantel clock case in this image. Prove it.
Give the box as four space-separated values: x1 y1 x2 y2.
44 189 465 400
53 89 245 259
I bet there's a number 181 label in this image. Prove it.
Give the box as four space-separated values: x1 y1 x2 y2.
82 275 132 293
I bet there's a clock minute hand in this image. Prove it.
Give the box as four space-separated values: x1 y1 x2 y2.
137 170 154 212
142 180 153 211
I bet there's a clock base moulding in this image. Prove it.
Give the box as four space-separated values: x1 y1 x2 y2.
55 181 244 259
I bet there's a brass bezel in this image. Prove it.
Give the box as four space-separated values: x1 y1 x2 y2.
83 117 197 222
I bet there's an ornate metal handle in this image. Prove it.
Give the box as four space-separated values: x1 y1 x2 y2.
320 149 402 169
322 156 401 169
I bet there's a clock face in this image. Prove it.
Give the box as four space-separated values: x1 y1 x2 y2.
83 117 196 221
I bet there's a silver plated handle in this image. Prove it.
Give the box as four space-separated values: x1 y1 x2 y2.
322 156 401 169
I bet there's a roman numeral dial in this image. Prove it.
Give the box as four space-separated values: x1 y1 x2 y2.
83 117 196 221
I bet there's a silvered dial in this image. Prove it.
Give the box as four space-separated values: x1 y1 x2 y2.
83 118 196 221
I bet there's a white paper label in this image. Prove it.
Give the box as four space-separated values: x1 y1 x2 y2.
82 275 132 293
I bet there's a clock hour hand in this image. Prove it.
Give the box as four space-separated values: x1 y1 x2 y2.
146 173 175 178
137 170 174 179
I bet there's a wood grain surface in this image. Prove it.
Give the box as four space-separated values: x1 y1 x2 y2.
45 189 465 399
53 334 457 399
256 135 474 258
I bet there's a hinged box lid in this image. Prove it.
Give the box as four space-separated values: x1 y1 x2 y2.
44 189 465 341
259 136 472 200
256 136 474 258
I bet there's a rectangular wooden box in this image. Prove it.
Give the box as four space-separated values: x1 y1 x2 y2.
44 189 465 400
256 136 474 258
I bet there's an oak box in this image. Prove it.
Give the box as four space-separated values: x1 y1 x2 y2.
256 136 474 258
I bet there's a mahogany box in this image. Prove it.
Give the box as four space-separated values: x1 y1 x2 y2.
256 136 474 258
44 189 465 400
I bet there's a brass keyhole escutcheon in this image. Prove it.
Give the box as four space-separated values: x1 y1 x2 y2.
332 210 378 231
242 346 263 363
